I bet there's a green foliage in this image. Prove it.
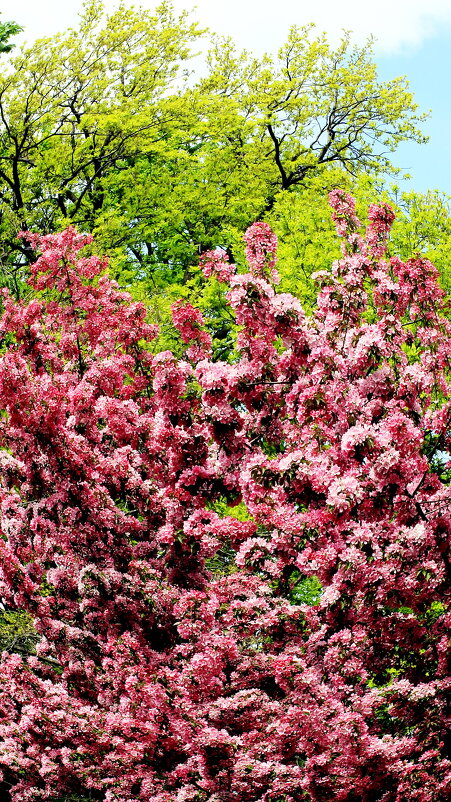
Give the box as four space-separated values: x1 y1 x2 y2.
287 572 322 606
209 498 252 521
0 1 428 304
0 0 203 294
0 609 39 656
0 15 22 54
201 27 426 199
428 450 451 485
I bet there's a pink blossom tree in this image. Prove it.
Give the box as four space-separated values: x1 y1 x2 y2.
0 193 450 801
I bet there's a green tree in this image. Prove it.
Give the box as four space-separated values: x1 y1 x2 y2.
0 15 22 54
0 2 427 301
0 0 202 294
199 28 426 210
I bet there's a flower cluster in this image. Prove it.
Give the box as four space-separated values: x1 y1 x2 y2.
200 249 236 284
171 300 212 361
243 221 279 282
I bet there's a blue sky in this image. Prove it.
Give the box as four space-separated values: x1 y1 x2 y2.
1 0 451 195
377 29 451 194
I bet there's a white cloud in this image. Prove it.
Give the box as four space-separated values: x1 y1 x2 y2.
1 0 451 54
170 0 451 54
